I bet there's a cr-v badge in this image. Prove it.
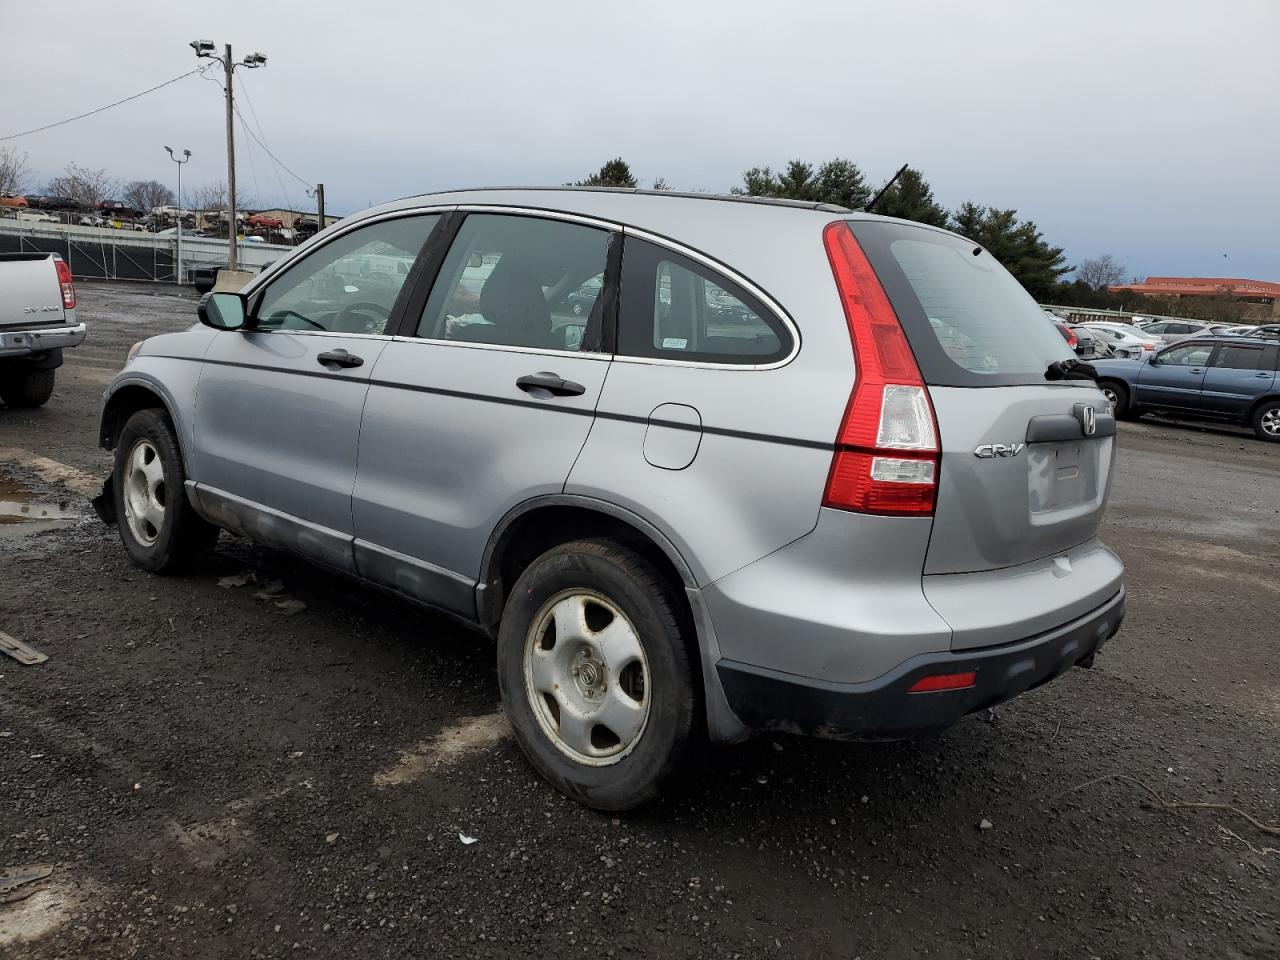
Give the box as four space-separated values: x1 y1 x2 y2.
974 442 1025 458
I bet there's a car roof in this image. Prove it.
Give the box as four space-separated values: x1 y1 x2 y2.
350 187 965 303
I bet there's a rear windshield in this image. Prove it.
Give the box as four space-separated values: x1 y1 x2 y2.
848 220 1075 387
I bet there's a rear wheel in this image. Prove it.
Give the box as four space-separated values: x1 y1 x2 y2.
0 367 55 408
497 539 697 811
113 409 219 572
1252 400 1280 442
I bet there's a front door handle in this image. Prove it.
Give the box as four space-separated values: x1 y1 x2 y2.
317 349 363 369
516 372 586 397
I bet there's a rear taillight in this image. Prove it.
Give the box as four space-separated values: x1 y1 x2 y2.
54 256 76 309
1061 326 1078 348
822 222 938 516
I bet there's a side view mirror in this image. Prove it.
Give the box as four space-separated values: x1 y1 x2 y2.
198 291 247 331
1147 356 1160 365
563 324 584 351
467 252 484 269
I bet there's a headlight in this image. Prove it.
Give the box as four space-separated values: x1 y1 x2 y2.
126 341 144 363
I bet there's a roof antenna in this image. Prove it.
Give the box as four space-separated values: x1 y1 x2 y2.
863 163 909 213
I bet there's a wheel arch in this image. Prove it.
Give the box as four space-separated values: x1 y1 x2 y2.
477 496 699 631
1246 392 1280 420
478 495 750 743
100 378 181 451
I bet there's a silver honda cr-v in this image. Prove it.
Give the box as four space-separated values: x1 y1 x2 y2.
97 188 1124 810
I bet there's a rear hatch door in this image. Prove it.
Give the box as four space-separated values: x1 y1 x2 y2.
0 253 64 329
847 220 1115 592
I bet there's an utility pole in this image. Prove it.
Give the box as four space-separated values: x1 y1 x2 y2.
315 182 325 232
223 44 237 270
190 41 267 278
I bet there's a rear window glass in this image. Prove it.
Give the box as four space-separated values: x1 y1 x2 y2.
848 221 1075 387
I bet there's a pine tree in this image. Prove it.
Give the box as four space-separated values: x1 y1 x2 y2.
574 159 638 188
871 167 948 227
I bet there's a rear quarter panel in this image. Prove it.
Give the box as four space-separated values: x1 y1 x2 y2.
566 217 855 585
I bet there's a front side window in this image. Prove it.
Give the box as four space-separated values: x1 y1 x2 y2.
618 238 791 364
1158 342 1214 366
254 215 439 334
418 214 611 352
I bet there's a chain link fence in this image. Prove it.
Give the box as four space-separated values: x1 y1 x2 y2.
0 220 288 284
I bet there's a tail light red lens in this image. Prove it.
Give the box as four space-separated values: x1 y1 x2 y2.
54 256 76 310
908 672 977 694
822 222 938 516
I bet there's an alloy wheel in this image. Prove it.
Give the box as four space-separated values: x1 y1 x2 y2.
1261 408 1280 437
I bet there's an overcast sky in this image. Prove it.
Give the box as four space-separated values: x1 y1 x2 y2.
3 0 1277 281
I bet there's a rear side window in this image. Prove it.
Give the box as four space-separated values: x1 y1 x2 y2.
618 238 791 365
1212 344 1265 370
848 220 1074 387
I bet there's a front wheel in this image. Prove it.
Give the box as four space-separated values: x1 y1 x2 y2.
497 539 698 811
1252 400 1280 442
113 409 219 572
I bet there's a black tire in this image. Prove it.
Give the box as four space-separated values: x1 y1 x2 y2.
0 367 55 408
497 538 698 812
1252 399 1280 443
1098 380 1135 419
113 409 219 573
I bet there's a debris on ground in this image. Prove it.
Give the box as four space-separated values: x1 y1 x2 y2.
458 833 478 845
0 865 53 905
218 572 305 615
979 819 994 831
0 630 48 666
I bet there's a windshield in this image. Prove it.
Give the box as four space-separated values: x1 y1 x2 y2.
848 220 1074 387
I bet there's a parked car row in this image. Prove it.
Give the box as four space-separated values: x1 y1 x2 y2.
1093 334 1280 441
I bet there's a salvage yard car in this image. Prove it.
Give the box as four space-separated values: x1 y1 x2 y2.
95 188 1125 809
0 252 84 407
1093 335 1280 440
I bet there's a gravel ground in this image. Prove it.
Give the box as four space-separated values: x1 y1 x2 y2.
1 281 1277 959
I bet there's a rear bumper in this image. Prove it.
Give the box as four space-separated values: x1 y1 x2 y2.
0 323 86 358
715 586 1124 740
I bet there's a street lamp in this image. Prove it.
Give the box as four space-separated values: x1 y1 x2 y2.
191 40 268 273
164 146 191 285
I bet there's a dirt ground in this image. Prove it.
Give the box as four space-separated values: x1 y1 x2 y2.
1 281 1277 959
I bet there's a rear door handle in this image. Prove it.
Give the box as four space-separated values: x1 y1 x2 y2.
317 349 363 369
516 372 586 397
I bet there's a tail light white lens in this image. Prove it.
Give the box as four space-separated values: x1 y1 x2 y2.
54 256 76 309
876 384 937 450
822 222 939 517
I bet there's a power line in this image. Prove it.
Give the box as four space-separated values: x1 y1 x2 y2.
234 74 298 210
0 68 206 142
228 73 313 191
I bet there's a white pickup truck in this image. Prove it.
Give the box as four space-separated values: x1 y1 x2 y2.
0 253 85 407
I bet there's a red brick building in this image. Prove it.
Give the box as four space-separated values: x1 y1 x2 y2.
1109 277 1280 318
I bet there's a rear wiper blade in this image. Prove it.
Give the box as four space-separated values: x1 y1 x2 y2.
1045 358 1099 382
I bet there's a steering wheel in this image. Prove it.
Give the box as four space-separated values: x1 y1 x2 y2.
334 301 392 334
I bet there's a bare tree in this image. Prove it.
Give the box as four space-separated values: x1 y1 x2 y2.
1076 254 1127 290
122 179 175 214
0 146 29 195
188 180 229 213
651 177 671 191
45 162 120 208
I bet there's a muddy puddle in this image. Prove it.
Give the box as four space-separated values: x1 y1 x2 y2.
0 473 81 538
